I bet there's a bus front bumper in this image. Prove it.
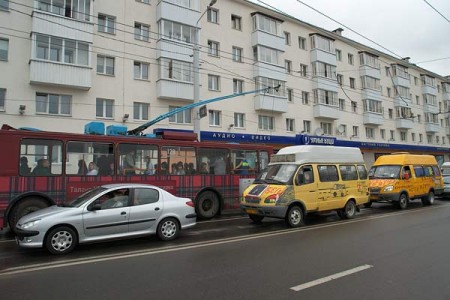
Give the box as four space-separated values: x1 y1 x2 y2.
369 193 400 203
240 205 287 219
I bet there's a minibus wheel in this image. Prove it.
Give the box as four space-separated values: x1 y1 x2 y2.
341 200 356 219
397 193 408 209
285 205 304 228
421 191 434 206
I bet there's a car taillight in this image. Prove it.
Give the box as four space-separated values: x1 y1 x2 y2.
186 200 195 207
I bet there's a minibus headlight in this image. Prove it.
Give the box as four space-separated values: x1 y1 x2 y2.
383 185 394 192
264 194 279 204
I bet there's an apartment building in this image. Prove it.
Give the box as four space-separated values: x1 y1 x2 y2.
1 0 449 166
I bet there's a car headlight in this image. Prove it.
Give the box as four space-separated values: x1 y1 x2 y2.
383 185 394 192
21 219 41 229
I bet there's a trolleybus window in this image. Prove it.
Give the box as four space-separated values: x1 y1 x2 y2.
119 143 159 175
66 141 114 175
20 139 62 176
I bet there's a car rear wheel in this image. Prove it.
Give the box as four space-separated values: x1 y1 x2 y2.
45 226 78 255
285 205 304 228
157 218 180 241
341 200 356 219
195 191 220 219
248 214 264 223
422 191 434 206
9 197 49 231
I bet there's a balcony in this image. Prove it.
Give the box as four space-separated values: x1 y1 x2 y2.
422 85 437 96
310 49 336 66
253 62 286 82
359 65 381 79
251 30 285 52
361 89 382 101
156 39 194 62
392 76 410 88
254 94 287 113
395 118 414 129
313 103 340 120
394 96 411 107
363 112 384 126
312 77 338 92
444 92 450 101
30 60 91 90
423 103 439 114
157 1 200 27
425 122 440 133
157 79 193 101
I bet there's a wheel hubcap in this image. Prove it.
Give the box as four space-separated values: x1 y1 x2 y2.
51 231 73 251
290 209 301 225
161 221 176 238
346 204 355 216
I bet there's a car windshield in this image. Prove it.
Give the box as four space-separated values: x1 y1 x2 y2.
369 165 401 179
256 164 297 184
64 187 107 208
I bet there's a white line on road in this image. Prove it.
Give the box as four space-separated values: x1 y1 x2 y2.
290 264 373 292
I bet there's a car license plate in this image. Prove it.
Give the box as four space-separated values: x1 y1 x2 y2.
246 208 258 214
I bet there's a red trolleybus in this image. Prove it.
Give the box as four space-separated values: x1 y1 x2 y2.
0 124 272 230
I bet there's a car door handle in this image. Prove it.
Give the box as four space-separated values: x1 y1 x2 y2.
155 207 160 211
121 211 127 215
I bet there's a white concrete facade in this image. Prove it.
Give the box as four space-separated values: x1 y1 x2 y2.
1 0 450 162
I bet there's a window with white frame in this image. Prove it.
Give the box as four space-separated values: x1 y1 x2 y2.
35 34 89 65
232 46 243 62
97 55 115 75
352 126 359 137
417 114 422 123
234 113 245 128
287 88 293 102
133 102 149 120
336 74 343 85
98 14 115 34
208 74 220 91
253 13 280 35
209 110 221 126
348 53 354 65
423 94 437 106
424 113 439 124
395 85 410 99
392 65 409 79
302 91 309 104
303 120 311 133
286 118 295 132
312 61 337 79
390 130 395 140
255 77 285 97
335 49 342 61
351 101 357 113
160 58 192 82
298 36 306 50
0 88 5 110
134 61 149 80
284 31 291 45
36 0 92 21
363 99 383 114
285 60 292 73
254 45 279 65
359 52 379 69
36 93 72 116
339 98 345 111
160 20 195 43
416 95 420 104
411 132 416 142
380 129 385 139
233 79 243 93
313 89 338 106
320 122 332 135
427 135 432 144
169 106 191 124
258 115 274 130
419 134 423 143
361 76 381 90
134 22 150 41
300 64 308 77
310 34 334 53
436 136 440 144
96 98 114 118
207 7 218 23
350 77 355 89
365 127 375 139
0 0 9 10
399 131 407 142
396 106 412 119
231 15 241 30
165 0 193 8
0 38 8 60
208 40 220 57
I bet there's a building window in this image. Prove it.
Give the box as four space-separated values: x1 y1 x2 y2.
36 93 72 116
254 45 279 64
400 131 407 142
287 88 293 102
160 58 192 82
388 108 393 119
0 0 9 10
36 0 92 21
234 113 245 128
0 88 6 110
231 15 241 30
427 135 432 144
97 55 115 75
208 74 220 91
284 31 291 45
233 79 243 93
258 115 274 130
253 13 280 35
134 22 150 41
417 114 422 123
209 110 221 126
351 101 357 112
352 126 359 137
134 61 149 80
256 77 285 97
348 53 354 65
436 136 440 144
314 89 338 106
365 127 375 139
286 118 295 132
339 99 345 111
419 134 423 143
320 122 332 135
232 46 243 62
35 34 89 66
311 34 334 53
207 7 219 23
298 36 306 50
300 64 308 77
303 120 311 133
411 132 416 142
337 74 343 85
169 106 191 124
133 102 149 120
98 14 115 34
96 98 114 118
285 60 292 73
160 20 195 43
390 130 395 140
361 76 381 90
387 87 391 97
302 91 309 105
312 62 337 79
0 38 8 60
350 77 355 89
335 49 342 61
380 129 385 140
363 99 383 114
208 40 220 57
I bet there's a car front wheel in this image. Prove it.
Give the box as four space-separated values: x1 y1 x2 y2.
45 226 78 255
157 218 180 241
285 206 304 228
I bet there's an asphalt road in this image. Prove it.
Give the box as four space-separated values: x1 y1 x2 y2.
1 200 450 300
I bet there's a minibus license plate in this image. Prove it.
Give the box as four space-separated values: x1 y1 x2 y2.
246 208 258 214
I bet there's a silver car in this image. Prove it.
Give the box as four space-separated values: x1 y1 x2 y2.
15 184 196 255
442 176 450 198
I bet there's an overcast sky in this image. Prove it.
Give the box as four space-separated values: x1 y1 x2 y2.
251 0 450 77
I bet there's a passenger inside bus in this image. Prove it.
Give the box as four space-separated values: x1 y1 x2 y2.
233 158 251 174
87 162 99 176
77 159 87 175
32 158 51 176
199 162 209 174
20 156 31 175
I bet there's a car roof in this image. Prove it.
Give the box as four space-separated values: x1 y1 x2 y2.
101 183 160 189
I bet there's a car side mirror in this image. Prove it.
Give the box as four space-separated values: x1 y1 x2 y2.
90 203 102 211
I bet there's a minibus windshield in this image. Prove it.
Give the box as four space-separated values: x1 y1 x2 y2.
256 164 297 184
369 165 401 179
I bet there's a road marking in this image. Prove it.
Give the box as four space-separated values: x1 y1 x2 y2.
290 264 373 292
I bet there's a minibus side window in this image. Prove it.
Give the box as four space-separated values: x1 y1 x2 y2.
401 166 411 179
339 165 358 181
318 165 339 182
357 165 368 179
414 166 424 177
424 166 433 177
432 166 441 177
296 165 314 185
